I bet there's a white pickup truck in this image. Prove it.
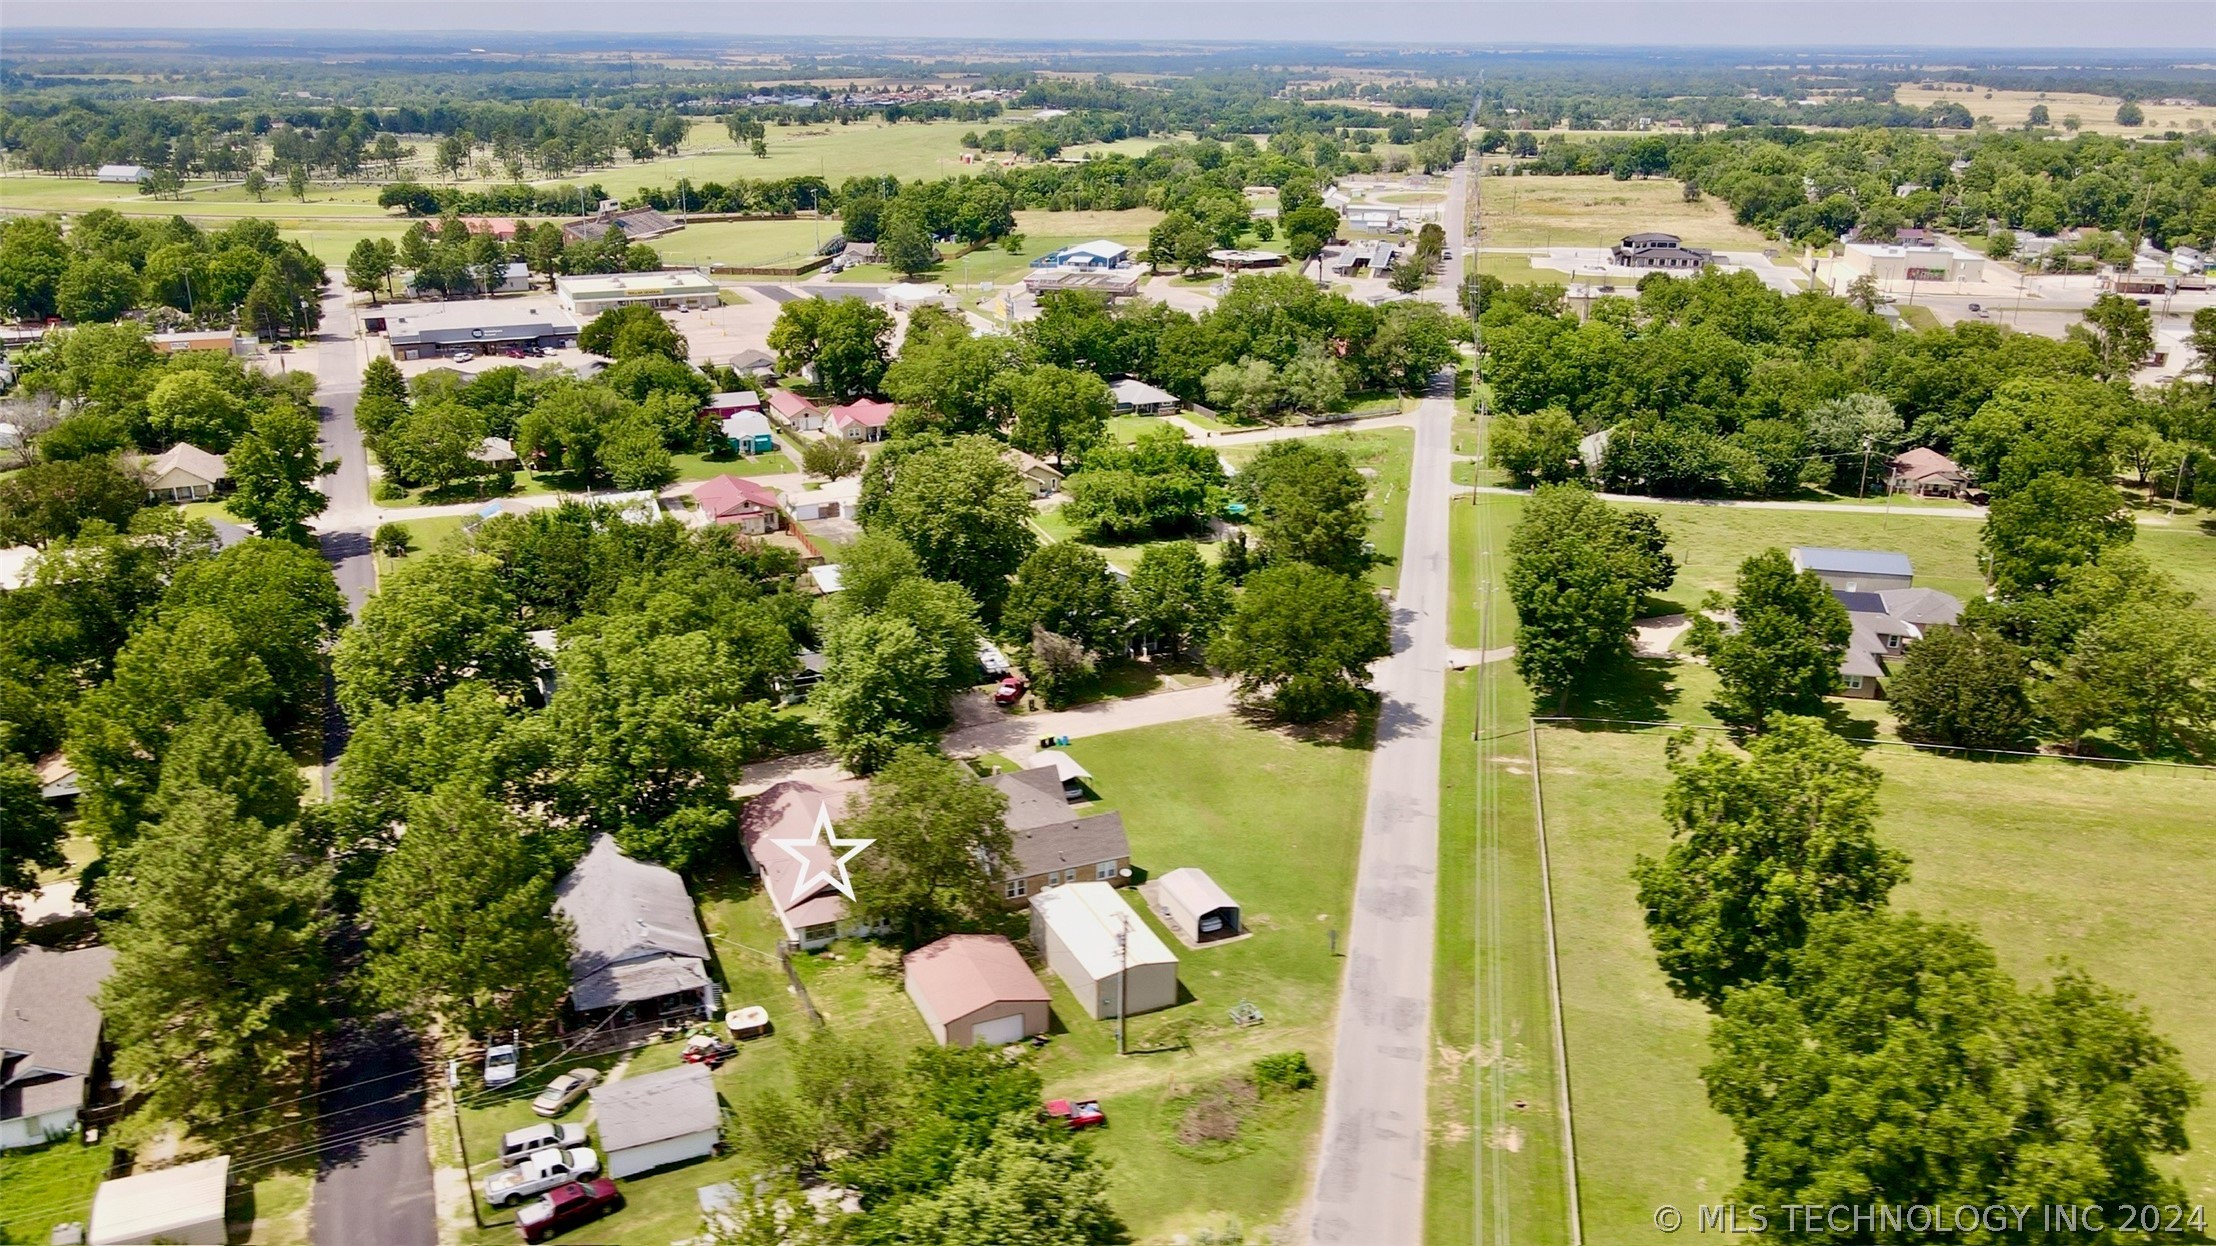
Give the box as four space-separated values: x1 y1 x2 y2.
482 1146 601 1207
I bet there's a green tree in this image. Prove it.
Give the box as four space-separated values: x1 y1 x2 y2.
361 784 573 1039
768 297 894 402
2038 599 2216 760
345 237 396 303
145 369 250 451
285 163 310 201
1007 364 1112 468
1803 392 1903 494
1237 439 1372 575
161 536 348 729
1884 626 2035 751
882 330 1021 437
846 747 1015 947
1686 549 1851 730
1277 343 1347 415
148 701 305 833
98 786 333 1128
1981 473 2134 596
873 435 1036 609
741 1030 904 1180
226 402 337 541
1984 228 2018 261
887 1117 1128 1244
1124 541 1231 658
0 456 145 547
801 434 864 480
333 554 534 720
1001 543 1124 654
1212 563 1390 722
2115 100 2145 126
1704 911 2195 1223
814 613 948 773
1281 203 1340 282
1506 484 1675 707
2068 292 2156 382
56 258 141 323
379 399 487 494
515 382 641 484
576 303 688 361
242 169 268 202
1203 356 1281 423
0 759 66 948
1631 718 1903 1007
1489 408 1585 486
878 212 939 278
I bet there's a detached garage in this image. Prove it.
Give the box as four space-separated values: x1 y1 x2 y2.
1157 868 1242 944
1030 882 1179 1021
590 1063 721 1179
903 934 1051 1047
89 1155 230 1246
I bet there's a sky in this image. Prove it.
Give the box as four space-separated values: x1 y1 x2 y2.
9 0 2214 51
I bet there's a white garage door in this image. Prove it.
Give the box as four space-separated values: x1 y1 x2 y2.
970 1012 1028 1047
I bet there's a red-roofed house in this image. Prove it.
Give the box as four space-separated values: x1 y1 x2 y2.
739 780 878 949
826 398 893 443
463 217 521 241
694 474 783 535
765 389 826 433
903 934 1050 1047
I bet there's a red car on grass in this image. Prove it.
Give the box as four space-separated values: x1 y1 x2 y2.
517 1177 622 1243
1043 1098 1106 1130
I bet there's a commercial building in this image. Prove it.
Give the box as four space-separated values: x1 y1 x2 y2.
590 1064 721 1179
89 1156 230 1246
1611 232 1714 270
1029 882 1178 1021
375 299 579 361
1032 239 1132 269
151 330 247 356
1022 268 1143 300
903 934 1051 1047
555 271 720 318
1840 241 1984 283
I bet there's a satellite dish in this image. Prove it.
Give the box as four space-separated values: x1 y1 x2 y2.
1119 868 1133 878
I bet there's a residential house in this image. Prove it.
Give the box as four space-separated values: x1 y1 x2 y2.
704 389 765 418
719 410 777 455
1611 232 1714 270
0 944 119 1149
826 398 893 443
739 780 879 950
1789 546 1913 592
143 443 228 502
903 934 1051 1047
694 474 784 534
766 388 826 433
590 1063 721 1178
88 1155 229 1246
986 767 1130 905
1833 586 1964 698
730 349 777 377
552 836 716 1025
1028 882 1179 1021
1208 249 1285 271
462 216 521 241
471 437 520 472
1155 868 1242 945
1008 449 1065 498
1886 447 1970 499
1109 377 1180 416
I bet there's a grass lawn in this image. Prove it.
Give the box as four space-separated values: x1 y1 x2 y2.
671 450 797 481
375 514 469 578
1896 303 1942 332
1479 175 1774 252
643 218 833 269
1028 502 1222 577
1893 83 2216 135
1536 725 2216 1244
1613 502 1991 614
0 1139 114 1243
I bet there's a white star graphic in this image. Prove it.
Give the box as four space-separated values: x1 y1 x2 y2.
770 803 874 906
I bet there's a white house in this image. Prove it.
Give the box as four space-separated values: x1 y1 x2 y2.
590 1063 721 1178
143 443 228 502
0 945 118 1149
1028 882 1179 1021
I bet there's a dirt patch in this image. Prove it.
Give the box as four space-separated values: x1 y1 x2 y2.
1175 1077 1261 1147
1486 1123 1526 1152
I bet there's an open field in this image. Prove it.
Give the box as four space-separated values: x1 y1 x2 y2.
1538 725 2216 1244
1476 174 1775 252
648 217 835 268
1894 84 2216 135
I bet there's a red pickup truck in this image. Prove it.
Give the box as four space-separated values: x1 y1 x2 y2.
517 1178 622 1243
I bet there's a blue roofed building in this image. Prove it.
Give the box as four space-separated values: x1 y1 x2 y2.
1788 546 1914 592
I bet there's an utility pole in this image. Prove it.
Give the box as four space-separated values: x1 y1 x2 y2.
1858 435 1873 499
1115 913 1129 1056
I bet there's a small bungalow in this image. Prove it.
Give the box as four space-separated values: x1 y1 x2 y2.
1109 378 1180 416
766 389 826 433
730 349 777 378
903 934 1050 1047
89 1156 230 1246
471 437 520 472
591 1063 721 1179
1886 447 1970 499
986 767 1130 905
719 410 777 455
34 753 78 804
1008 449 1064 498
1029 882 1179 1021
143 443 228 502
552 836 716 1025
826 398 893 443
694 474 784 535
0 944 118 1149
740 780 878 950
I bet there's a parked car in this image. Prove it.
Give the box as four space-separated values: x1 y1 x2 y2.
993 676 1028 707
499 1123 587 1166
453 349 477 362
483 1147 601 1207
681 1035 736 1068
530 1069 600 1118
484 1043 519 1089
269 342 293 353
1043 1098 1106 1130
516 1178 623 1243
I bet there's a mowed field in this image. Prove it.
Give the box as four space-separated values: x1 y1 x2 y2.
1474 173 1775 252
1894 83 2216 135
1539 726 2216 1244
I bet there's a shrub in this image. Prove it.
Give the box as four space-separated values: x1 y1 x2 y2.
372 523 414 558
371 478 409 503
1252 1051 1317 1094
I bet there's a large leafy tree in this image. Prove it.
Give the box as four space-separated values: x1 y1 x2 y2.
144 370 251 451
576 303 687 361
1980 473 2134 597
0 455 146 547
361 784 573 1040
332 554 534 720
1884 625 2035 751
814 613 949 773
1705 912 2196 1222
886 1117 1128 1245
1686 549 1851 730
331 682 535 855
2037 598 2216 761
0 759 66 949
845 747 1014 947
1506 485 1676 708
2067 292 2155 382
767 296 894 401
226 401 337 541
1212 562 1391 722
157 537 346 732
1955 376 2126 498
98 786 333 1129
1236 439 1373 576
1489 408 1586 487
148 701 306 833
1632 717 1904 1007
1124 541 1231 658
1006 364 1112 468
871 435 1036 610
1000 543 1125 655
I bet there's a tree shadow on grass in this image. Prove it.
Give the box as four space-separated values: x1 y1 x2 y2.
1555 656 1684 728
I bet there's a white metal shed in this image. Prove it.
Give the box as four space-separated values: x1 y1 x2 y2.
1157 867 1242 944
89 1155 230 1246
1028 882 1178 1021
